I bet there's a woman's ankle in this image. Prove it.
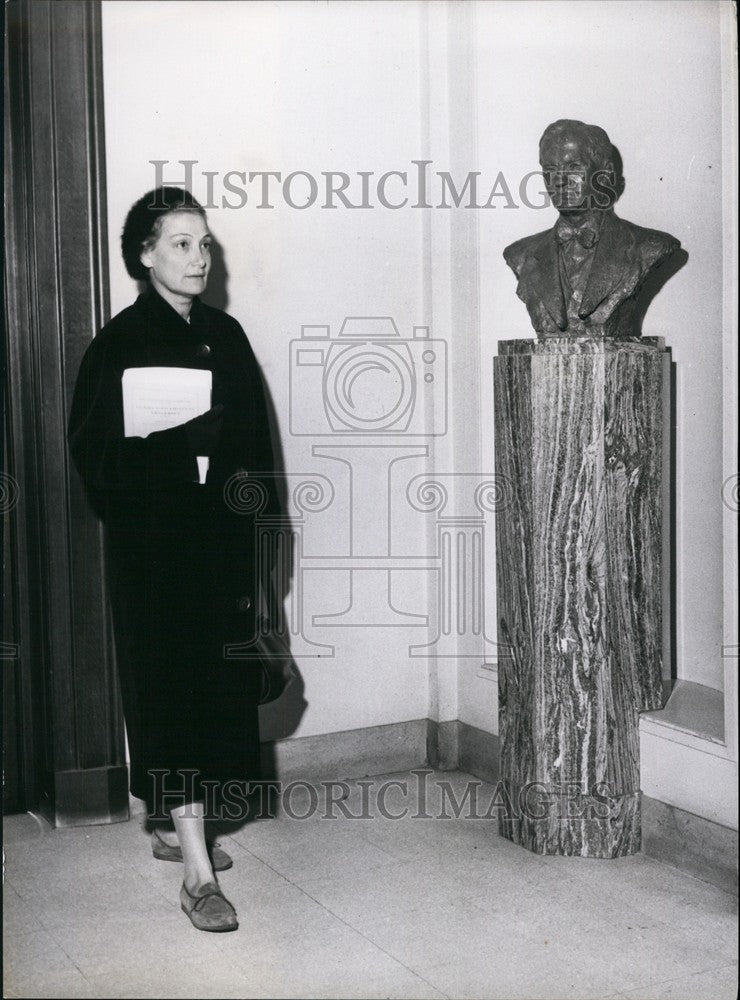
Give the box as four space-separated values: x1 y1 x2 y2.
183 868 216 893
152 828 179 847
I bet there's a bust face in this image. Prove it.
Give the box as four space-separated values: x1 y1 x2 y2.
540 134 602 216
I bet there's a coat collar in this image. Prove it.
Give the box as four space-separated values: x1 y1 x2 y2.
528 228 565 329
138 284 210 337
579 210 631 317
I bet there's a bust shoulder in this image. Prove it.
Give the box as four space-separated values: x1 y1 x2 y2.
503 228 553 277
612 215 681 270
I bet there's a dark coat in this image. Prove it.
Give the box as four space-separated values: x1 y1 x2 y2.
68 286 277 815
503 210 680 337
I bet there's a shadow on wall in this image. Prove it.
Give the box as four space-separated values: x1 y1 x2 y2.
200 238 229 313
204 238 309 829
633 249 689 335
203 239 308 762
603 143 689 334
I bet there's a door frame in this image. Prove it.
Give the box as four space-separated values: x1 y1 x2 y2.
4 0 127 824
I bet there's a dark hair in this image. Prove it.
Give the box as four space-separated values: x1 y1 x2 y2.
539 119 613 169
121 187 206 281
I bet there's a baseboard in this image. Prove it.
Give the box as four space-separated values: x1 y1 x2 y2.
456 721 501 784
427 718 460 769
640 681 738 830
642 794 739 894
53 765 130 827
261 718 500 784
261 718 433 782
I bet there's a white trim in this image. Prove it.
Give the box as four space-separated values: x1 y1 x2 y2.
640 727 738 830
720 0 739 765
640 718 731 761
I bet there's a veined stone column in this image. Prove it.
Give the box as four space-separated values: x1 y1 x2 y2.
494 337 669 857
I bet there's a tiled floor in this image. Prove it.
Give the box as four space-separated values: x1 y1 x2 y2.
3 770 738 999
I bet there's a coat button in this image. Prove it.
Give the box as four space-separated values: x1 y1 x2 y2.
237 594 252 612
196 343 212 359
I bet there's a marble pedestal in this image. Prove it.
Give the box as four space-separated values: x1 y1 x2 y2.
494 338 669 858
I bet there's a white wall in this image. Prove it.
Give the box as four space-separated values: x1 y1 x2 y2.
473 0 726 702
102 0 436 740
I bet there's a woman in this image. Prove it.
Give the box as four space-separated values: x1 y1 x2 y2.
68 187 277 932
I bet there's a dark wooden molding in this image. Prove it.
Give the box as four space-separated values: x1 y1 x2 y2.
4 0 127 824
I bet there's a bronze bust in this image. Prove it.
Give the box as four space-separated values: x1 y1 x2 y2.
504 119 681 338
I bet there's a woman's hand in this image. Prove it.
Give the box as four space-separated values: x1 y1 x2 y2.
183 404 224 455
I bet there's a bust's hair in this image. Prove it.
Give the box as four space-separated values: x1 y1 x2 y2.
539 119 613 167
121 187 206 281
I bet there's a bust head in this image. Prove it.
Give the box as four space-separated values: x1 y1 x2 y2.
539 119 616 216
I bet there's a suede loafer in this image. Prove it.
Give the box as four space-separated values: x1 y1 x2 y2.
151 830 233 871
180 880 238 932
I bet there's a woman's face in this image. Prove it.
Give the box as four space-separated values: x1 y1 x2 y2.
140 210 212 305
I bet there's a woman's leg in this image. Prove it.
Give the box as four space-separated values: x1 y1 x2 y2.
170 801 214 891
152 825 179 847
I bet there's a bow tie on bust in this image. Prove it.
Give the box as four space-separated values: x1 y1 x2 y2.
556 218 600 249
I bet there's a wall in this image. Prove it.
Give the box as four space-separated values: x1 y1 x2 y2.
102 2 733 761
467 0 727 744
102 0 439 741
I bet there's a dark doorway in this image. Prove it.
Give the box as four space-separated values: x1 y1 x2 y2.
3 0 127 824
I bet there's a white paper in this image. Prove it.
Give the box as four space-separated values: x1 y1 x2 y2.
121 367 212 484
